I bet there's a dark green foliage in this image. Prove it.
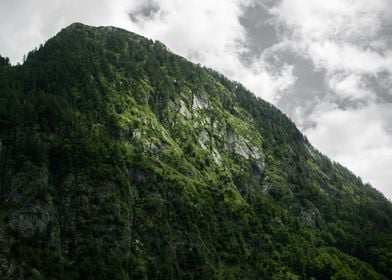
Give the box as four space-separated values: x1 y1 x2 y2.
0 55 10 67
0 23 391 279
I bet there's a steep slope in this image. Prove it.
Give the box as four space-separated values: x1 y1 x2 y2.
0 23 391 279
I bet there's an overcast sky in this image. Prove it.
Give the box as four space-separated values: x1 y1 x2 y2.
1 0 391 199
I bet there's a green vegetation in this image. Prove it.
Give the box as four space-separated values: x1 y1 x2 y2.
0 23 391 279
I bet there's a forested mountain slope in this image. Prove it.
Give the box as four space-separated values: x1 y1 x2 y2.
0 23 391 279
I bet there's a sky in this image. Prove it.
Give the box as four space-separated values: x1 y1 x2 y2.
1 0 391 199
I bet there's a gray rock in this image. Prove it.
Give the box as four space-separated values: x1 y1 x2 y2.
9 203 55 236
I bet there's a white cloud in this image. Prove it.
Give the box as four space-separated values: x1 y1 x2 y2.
270 0 392 75
308 42 392 75
270 0 388 43
238 62 296 102
305 102 392 199
328 73 372 101
127 0 248 61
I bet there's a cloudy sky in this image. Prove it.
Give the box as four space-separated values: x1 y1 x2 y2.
1 0 391 199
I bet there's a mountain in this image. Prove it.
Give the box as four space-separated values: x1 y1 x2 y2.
0 23 391 279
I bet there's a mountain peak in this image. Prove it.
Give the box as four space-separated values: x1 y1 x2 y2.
63 22 124 33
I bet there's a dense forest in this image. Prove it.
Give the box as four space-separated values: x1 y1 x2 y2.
0 23 391 279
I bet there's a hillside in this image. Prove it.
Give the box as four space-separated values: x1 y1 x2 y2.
0 23 391 279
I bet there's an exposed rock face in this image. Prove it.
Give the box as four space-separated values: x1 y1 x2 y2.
227 126 235 147
179 100 191 119
192 95 208 110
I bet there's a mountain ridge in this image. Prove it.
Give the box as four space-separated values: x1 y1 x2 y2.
0 22 391 279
